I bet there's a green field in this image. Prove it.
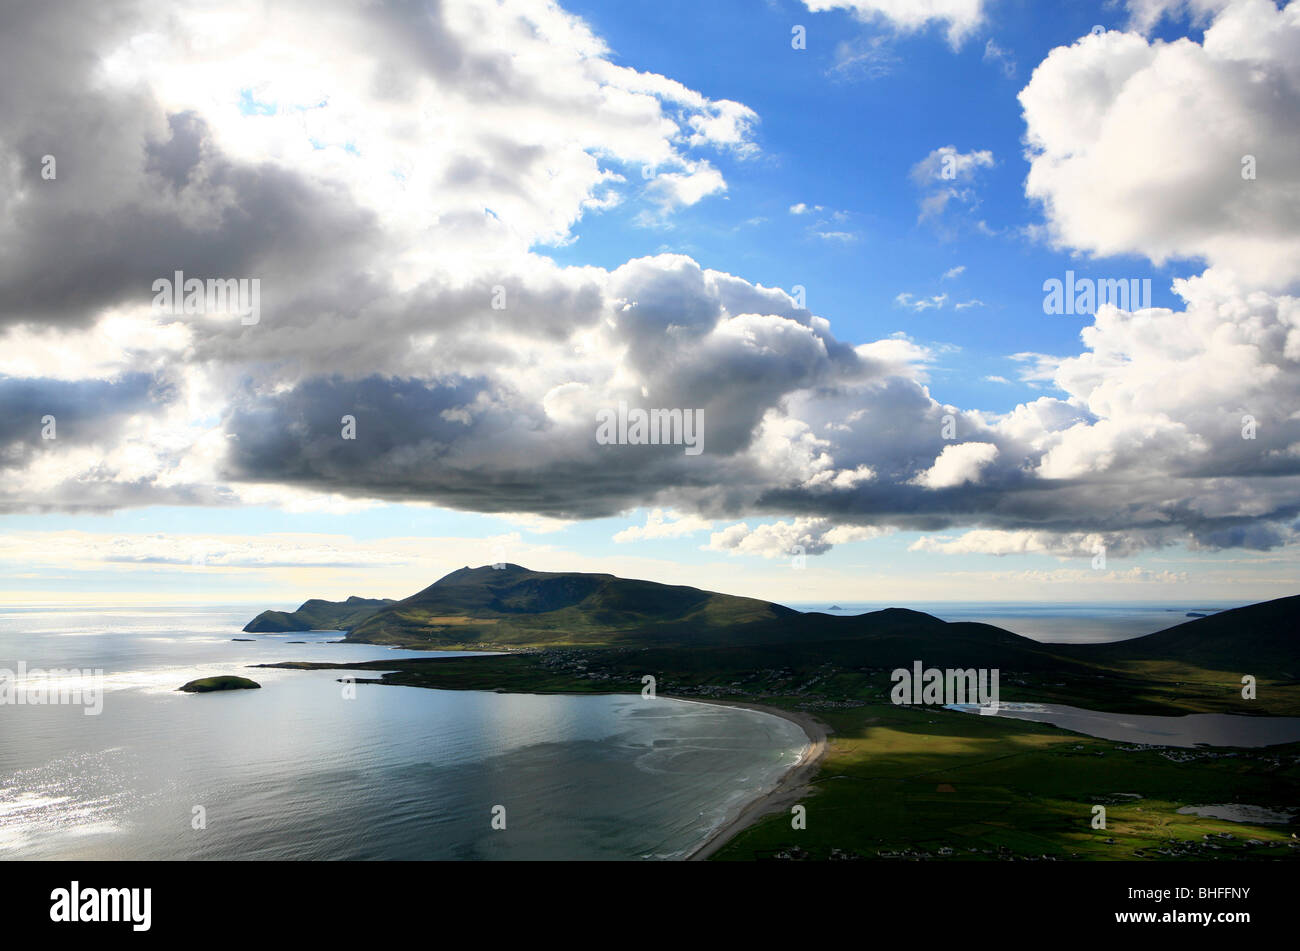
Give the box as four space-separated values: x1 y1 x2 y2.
714 700 1299 861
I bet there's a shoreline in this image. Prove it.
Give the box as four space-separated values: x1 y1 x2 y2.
673 697 830 861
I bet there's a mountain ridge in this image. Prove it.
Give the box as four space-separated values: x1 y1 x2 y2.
243 596 397 633
1064 594 1300 674
344 563 802 648
242 567 1300 675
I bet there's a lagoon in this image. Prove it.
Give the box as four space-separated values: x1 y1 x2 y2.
946 701 1300 748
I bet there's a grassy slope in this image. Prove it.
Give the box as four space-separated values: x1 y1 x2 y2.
1068 595 1300 675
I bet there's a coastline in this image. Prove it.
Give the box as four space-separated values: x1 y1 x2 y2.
675 697 830 861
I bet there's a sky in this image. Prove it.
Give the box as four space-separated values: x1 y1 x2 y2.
1 0 1298 607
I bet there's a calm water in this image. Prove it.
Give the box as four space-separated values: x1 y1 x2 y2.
946 702 1300 748
790 601 1246 644
1176 804 1297 824
0 606 806 860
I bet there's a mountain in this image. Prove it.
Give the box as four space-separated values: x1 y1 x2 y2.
1075 594 1300 676
242 570 1300 677
243 596 397 633
343 564 796 647
320 564 1079 667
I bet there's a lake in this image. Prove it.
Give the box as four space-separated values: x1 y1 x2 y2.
946 701 1300 748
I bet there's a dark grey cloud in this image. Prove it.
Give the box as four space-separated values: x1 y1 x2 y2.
223 373 741 518
0 372 199 513
144 112 207 191
0 108 381 327
0 373 163 458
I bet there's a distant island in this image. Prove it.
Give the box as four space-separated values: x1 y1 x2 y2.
179 675 261 693
827 605 843 611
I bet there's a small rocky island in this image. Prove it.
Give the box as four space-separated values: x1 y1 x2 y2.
179 675 261 693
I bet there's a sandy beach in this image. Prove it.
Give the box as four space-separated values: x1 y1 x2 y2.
678 698 831 861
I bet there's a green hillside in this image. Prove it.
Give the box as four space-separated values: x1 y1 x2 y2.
303 564 1087 671
344 564 799 647
246 564 1111 669
1066 594 1300 677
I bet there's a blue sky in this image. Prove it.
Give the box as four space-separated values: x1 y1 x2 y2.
1 0 1298 607
550 0 1193 412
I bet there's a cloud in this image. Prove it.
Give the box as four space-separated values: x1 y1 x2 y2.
910 145 995 226
789 203 858 241
0 530 409 569
1010 352 1065 386
613 508 713 542
910 441 999 489
895 292 948 311
803 0 988 49
910 146 995 187
828 34 901 81
0 0 757 332
909 528 1172 558
1020 0 1300 290
1124 0 1237 32
0 373 191 512
641 161 729 219
983 38 1017 77
686 100 760 156
706 517 890 559
942 265 966 280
